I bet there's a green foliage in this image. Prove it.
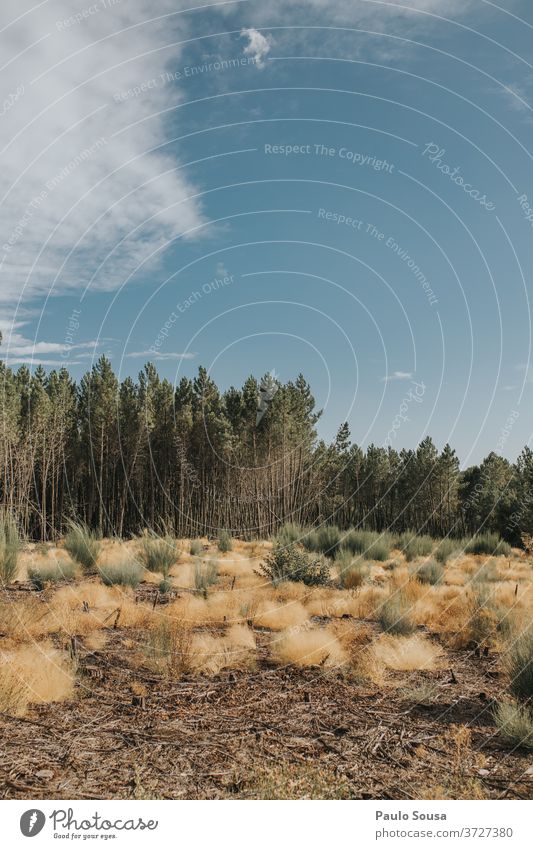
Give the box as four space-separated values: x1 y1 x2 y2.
465 533 511 557
99 560 143 588
159 578 173 594
276 522 303 546
28 561 76 590
416 559 444 585
217 530 233 552
494 701 533 750
504 630 533 700
305 525 341 558
194 560 218 595
378 594 417 636
64 521 100 574
342 529 391 561
400 533 434 562
434 538 458 563
138 533 179 577
189 539 203 556
0 512 20 585
258 542 330 587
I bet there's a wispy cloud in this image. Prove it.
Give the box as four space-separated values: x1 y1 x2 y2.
0 1 204 308
126 350 196 361
381 371 414 382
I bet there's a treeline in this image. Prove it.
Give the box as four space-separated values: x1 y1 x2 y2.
0 354 532 543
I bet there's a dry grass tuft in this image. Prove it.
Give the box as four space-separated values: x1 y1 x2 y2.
370 634 442 671
0 643 75 715
272 627 348 668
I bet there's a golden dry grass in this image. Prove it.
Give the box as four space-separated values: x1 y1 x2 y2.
271 626 348 668
370 634 443 671
0 642 75 714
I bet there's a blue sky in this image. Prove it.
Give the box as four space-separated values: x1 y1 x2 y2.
1 0 533 464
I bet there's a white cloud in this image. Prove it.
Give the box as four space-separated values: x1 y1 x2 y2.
381 371 414 382
0 1 205 308
126 350 196 361
240 28 272 68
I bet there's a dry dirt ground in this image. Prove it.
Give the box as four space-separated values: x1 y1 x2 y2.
0 540 532 800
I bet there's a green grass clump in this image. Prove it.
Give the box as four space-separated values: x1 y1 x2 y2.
494 701 533 750
416 559 444 586
217 530 233 552
504 630 533 700
28 561 76 590
64 521 101 574
341 529 391 561
434 538 458 563
159 578 173 594
258 542 330 587
465 533 511 557
189 539 203 556
0 512 21 585
99 561 143 588
276 522 303 546
401 533 434 562
138 533 179 577
194 560 218 596
378 593 417 636
308 525 342 558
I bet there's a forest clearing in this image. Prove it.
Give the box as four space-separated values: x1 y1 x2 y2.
1 523 532 800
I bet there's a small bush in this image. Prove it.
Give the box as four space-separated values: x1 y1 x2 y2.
276 522 303 546
402 534 434 562
189 539 203 556
64 521 100 573
159 579 173 594
138 533 179 577
28 561 76 590
378 593 417 636
258 542 330 587
99 561 143 588
218 530 233 552
311 525 342 558
417 559 444 586
342 529 391 561
434 539 458 563
504 630 533 700
465 533 511 557
301 530 320 552
0 512 21 585
340 561 370 590
494 701 533 750
194 560 218 595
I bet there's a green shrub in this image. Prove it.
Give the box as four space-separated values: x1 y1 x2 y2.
218 530 233 552
310 525 342 558
341 529 391 561
276 522 303 546
64 521 100 573
402 534 434 562
28 561 76 590
138 533 179 577
0 512 20 585
378 593 417 636
189 539 203 556
99 561 143 588
504 630 533 700
434 538 458 563
159 578 173 594
258 542 330 587
465 533 511 557
301 529 320 552
472 559 503 584
494 701 533 750
417 559 444 585
194 560 218 595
